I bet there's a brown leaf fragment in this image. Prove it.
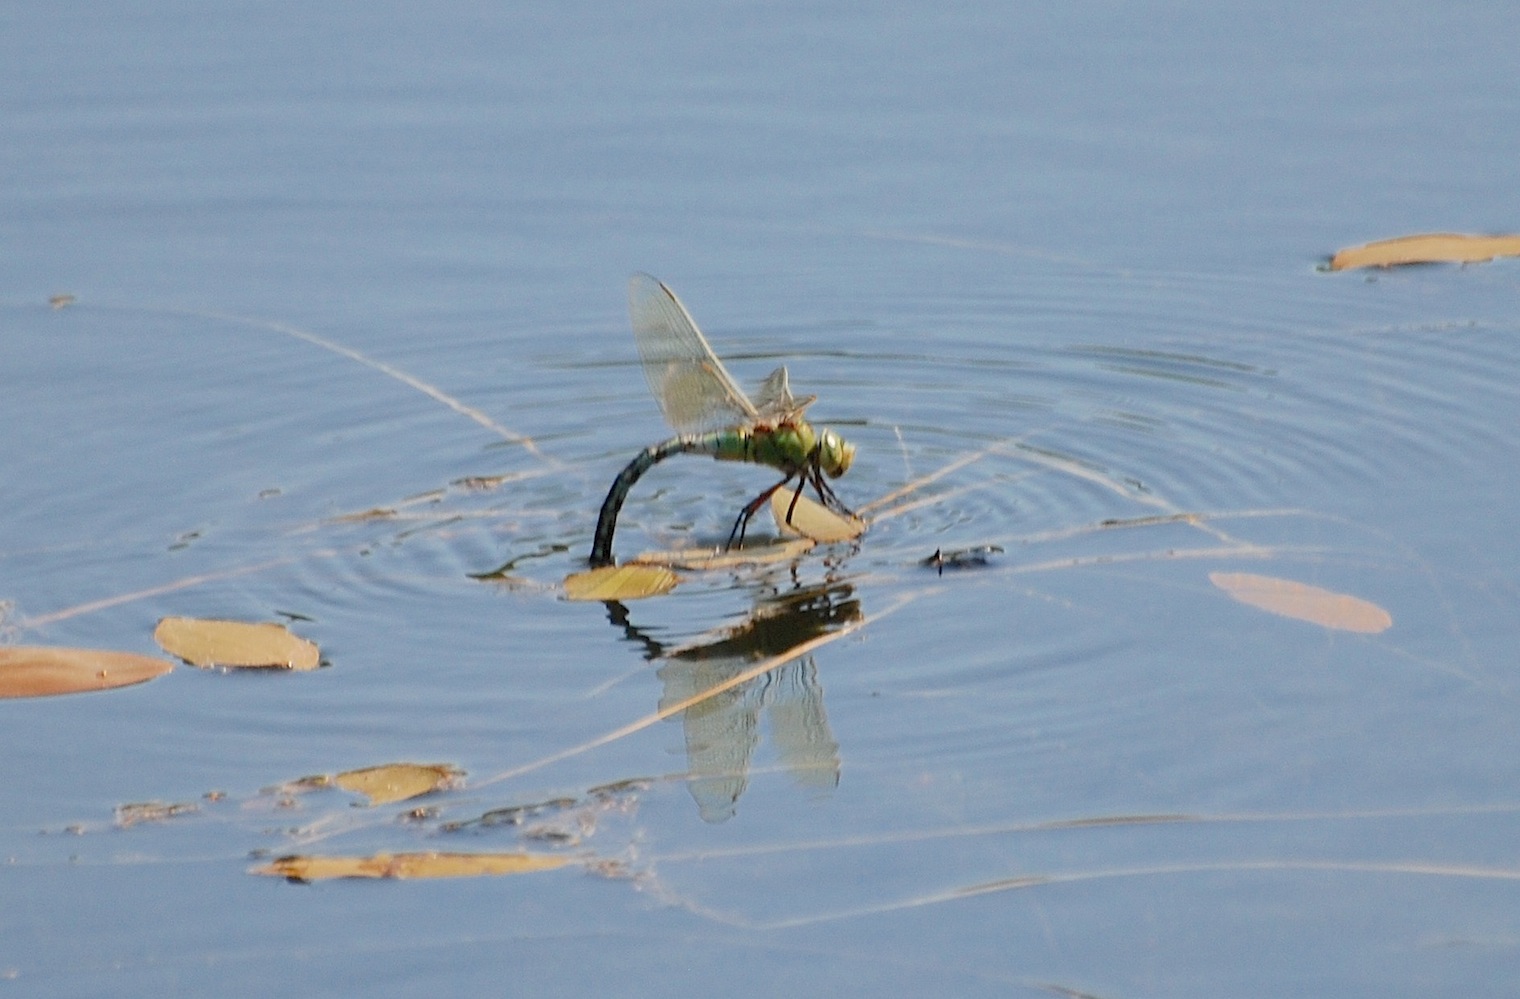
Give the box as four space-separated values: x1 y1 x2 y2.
770 488 867 543
1209 572 1392 633
1328 233 1520 271
333 763 464 806
439 796 579 833
586 777 654 797
0 646 174 699
115 800 199 827
329 507 397 524
585 857 634 880
452 475 510 491
562 563 678 602
400 806 438 822
261 774 335 796
251 851 572 882
153 617 320 670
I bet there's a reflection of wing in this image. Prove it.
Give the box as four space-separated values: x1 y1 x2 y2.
629 273 759 435
651 583 857 823
656 656 838 823
764 659 840 792
753 366 816 421
657 658 759 824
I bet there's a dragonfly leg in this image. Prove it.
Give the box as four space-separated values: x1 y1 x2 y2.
727 473 797 550
773 460 852 532
807 458 855 518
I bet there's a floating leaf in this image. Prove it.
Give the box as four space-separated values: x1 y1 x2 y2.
333 763 463 806
1210 572 1392 633
153 617 321 670
0 646 173 699
251 851 572 882
1328 233 1520 271
770 488 867 543
563 564 678 602
631 539 815 571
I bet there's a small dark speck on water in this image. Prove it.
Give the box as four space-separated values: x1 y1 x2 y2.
921 545 1004 575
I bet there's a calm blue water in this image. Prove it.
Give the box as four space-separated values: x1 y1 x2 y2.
4 2 1520 996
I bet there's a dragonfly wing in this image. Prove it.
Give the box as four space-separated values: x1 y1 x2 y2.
628 274 759 434
754 366 815 421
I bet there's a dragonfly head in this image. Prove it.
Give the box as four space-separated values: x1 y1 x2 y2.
816 429 855 478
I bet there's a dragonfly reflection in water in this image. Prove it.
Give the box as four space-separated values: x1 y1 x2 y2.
605 582 861 822
589 274 858 567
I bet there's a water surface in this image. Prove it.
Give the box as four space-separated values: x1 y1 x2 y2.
4 2 1520 995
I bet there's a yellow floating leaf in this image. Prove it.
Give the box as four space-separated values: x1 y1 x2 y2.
770 488 868 543
1328 233 1520 271
563 563 678 601
153 617 321 670
333 763 463 806
631 539 816 571
0 646 174 699
251 851 572 881
1209 572 1392 634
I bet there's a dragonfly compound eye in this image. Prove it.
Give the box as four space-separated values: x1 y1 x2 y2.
819 431 855 478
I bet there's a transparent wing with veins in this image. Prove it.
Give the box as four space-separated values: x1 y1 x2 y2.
628 273 813 434
753 366 815 421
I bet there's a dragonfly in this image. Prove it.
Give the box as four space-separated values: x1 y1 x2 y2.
589 274 857 568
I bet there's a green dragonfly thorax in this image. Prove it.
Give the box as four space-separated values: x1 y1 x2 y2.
711 420 816 470
708 420 855 479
